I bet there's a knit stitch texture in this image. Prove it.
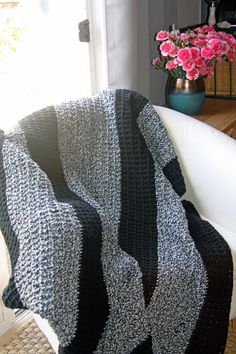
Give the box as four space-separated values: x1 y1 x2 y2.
0 89 233 354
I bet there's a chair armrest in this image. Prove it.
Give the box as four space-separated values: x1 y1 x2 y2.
154 106 236 233
33 314 59 353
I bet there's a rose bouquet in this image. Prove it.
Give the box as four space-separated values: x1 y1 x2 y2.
152 25 236 80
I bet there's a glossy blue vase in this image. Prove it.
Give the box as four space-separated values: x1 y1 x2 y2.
165 76 205 115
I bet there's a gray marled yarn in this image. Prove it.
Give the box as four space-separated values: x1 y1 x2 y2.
138 103 208 353
1 89 215 353
137 103 176 168
55 91 149 353
2 126 83 346
148 168 207 353
55 90 207 353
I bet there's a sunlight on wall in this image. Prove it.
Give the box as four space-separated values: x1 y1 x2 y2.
0 0 91 131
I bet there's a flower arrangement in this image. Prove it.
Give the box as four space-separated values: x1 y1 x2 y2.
152 25 236 80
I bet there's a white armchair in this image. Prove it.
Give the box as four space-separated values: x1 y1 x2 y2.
34 105 236 351
155 106 236 323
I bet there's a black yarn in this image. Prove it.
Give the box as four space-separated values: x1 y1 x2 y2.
20 107 109 354
163 157 186 197
115 90 158 308
183 200 233 354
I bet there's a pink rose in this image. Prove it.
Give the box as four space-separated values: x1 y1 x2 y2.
205 32 217 40
209 38 221 52
194 27 204 34
218 31 234 44
220 42 230 55
189 31 196 38
191 38 206 47
173 58 179 65
228 51 234 62
182 60 194 71
169 45 180 57
232 41 236 50
155 30 169 41
152 57 161 66
226 34 236 48
207 66 214 78
165 60 178 70
186 67 200 80
198 64 208 76
160 40 173 56
201 46 214 60
179 33 190 44
177 47 192 64
190 47 200 60
169 30 180 40
215 54 222 63
194 57 204 68
202 24 214 32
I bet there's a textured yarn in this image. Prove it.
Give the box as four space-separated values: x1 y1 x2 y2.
0 89 233 354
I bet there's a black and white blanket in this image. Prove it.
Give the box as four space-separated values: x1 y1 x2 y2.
0 89 233 353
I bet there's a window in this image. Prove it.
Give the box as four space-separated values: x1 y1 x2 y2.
0 0 92 130
0 0 92 334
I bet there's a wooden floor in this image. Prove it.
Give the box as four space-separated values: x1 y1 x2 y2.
233 319 236 333
193 98 236 138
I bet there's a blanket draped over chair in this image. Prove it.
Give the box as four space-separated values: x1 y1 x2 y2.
0 89 233 354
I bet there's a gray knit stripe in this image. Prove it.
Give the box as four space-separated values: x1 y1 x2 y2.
137 105 208 353
55 90 149 353
137 102 176 170
2 128 83 346
55 91 207 353
5 124 28 152
1 90 230 353
149 167 207 353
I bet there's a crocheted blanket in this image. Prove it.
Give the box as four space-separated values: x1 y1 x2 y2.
0 89 233 354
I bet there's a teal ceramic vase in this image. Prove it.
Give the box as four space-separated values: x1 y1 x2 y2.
165 76 205 115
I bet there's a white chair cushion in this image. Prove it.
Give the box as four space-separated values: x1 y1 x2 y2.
155 106 236 234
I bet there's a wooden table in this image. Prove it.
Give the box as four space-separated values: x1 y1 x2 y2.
193 98 236 138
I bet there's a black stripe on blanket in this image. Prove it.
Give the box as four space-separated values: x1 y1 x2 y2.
182 200 233 354
115 90 157 352
163 157 186 197
20 107 109 354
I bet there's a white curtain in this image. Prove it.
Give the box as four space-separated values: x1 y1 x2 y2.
105 0 150 97
88 0 150 99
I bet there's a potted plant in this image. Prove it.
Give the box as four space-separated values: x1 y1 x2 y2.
152 24 236 114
